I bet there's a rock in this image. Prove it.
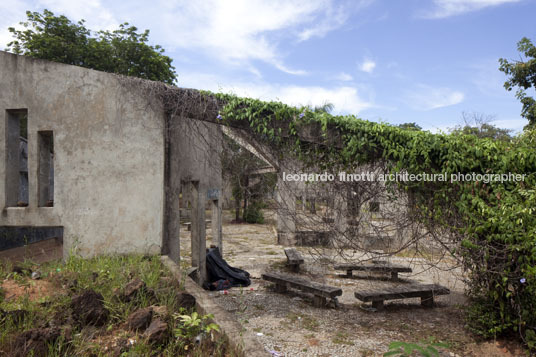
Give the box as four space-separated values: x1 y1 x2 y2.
143 318 168 345
120 278 155 302
127 307 153 331
11 327 61 357
177 292 196 309
12 265 31 276
70 290 109 327
124 278 145 300
111 338 129 357
150 305 168 317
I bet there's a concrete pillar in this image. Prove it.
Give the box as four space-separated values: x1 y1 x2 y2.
190 181 207 284
162 118 181 264
276 174 296 246
333 188 349 248
211 199 222 254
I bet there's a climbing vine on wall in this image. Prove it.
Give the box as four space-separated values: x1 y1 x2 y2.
215 93 536 349
119 76 536 349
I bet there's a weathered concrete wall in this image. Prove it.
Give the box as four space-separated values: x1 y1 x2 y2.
0 51 165 257
166 116 223 280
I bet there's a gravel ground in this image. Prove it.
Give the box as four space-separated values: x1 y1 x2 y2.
179 210 523 357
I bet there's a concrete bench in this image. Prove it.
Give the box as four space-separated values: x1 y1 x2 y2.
334 262 412 281
183 220 211 231
284 248 304 272
262 272 342 308
354 284 450 311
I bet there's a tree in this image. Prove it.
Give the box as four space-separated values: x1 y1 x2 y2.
7 10 177 84
398 122 422 131
499 37 536 128
221 136 274 223
449 112 512 141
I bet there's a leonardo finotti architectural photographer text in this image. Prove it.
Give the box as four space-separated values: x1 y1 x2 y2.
282 171 526 184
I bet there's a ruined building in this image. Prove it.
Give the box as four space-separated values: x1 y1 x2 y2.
0 51 223 281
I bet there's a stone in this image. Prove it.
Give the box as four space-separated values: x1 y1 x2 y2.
150 305 168 317
11 327 61 357
127 307 153 332
123 278 146 301
70 290 109 327
119 278 156 303
143 318 168 344
177 292 196 309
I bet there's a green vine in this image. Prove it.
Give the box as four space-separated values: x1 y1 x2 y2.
213 92 536 349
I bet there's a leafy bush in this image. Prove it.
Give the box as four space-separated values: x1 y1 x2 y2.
214 93 536 350
243 203 264 224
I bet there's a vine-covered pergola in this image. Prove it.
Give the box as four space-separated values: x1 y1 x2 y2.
122 77 536 349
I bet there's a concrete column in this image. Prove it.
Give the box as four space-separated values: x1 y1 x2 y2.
276 174 296 246
211 199 223 254
333 188 349 248
191 181 206 284
162 118 180 264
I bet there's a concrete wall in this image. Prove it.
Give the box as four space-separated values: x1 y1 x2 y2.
0 51 166 257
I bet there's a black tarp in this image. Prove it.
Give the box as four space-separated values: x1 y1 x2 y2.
205 247 250 289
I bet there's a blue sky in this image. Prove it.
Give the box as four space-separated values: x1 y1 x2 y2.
1 0 534 132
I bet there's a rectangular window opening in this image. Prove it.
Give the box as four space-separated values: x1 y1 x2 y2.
38 131 54 207
5 109 28 207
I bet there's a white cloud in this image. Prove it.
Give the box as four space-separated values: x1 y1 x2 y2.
178 71 373 115
36 0 117 30
0 0 117 49
423 0 521 18
0 0 30 49
132 0 373 75
490 118 528 132
135 1 329 74
333 72 354 81
405 84 464 110
0 0 372 74
359 58 376 73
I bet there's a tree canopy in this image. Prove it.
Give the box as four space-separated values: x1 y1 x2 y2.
449 112 512 141
499 37 536 128
6 10 177 85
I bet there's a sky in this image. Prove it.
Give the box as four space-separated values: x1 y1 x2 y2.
1 0 534 133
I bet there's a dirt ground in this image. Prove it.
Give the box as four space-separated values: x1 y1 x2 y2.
179 210 527 357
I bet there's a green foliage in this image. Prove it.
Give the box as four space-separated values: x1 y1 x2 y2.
243 202 265 224
449 112 512 142
7 9 177 84
173 311 220 350
0 254 227 355
397 122 422 131
212 92 536 350
499 37 536 128
384 341 450 357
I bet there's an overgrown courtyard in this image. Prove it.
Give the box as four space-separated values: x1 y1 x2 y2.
0 254 227 356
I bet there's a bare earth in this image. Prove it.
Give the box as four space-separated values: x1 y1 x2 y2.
180 210 526 357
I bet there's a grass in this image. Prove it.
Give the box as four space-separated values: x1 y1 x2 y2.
0 254 230 356
284 313 319 332
332 331 355 346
